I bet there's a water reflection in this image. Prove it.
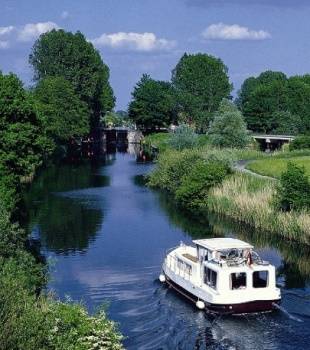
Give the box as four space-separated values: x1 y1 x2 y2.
24 162 110 254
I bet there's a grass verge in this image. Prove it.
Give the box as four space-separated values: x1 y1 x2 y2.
246 156 310 178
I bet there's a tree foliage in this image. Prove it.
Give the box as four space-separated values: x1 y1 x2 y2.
172 53 232 131
101 110 132 128
269 111 301 135
289 135 310 151
128 74 176 129
34 77 89 144
29 29 115 128
208 99 249 148
0 72 51 183
237 71 310 133
274 162 310 212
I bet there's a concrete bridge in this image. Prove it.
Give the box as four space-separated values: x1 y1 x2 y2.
252 134 295 151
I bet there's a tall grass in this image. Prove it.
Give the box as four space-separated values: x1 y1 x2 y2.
208 172 310 244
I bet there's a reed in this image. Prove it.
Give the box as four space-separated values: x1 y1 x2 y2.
208 172 310 244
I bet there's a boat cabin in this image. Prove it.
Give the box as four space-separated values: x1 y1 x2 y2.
192 238 274 294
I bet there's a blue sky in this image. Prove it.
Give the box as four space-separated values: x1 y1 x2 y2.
1 0 310 110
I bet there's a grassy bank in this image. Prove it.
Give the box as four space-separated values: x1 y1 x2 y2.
246 156 310 178
148 144 310 245
208 173 310 244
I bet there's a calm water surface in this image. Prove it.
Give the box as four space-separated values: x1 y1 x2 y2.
25 149 310 350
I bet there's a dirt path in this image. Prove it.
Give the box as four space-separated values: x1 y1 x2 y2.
233 160 277 180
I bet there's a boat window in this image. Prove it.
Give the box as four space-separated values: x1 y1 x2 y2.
253 271 268 288
204 267 217 289
177 258 192 276
230 272 247 290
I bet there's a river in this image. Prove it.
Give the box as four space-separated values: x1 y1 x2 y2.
24 148 310 350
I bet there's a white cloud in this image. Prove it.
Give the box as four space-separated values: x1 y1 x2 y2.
0 26 15 36
0 41 9 49
61 11 69 19
91 32 176 52
18 21 59 42
202 23 271 40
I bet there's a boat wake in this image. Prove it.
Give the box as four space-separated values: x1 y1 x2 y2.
272 302 303 322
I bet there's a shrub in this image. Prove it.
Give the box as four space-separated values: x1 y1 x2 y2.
274 162 310 211
148 148 203 192
0 274 50 350
143 132 170 152
289 135 310 151
168 124 198 150
0 275 123 350
208 99 250 148
175 160 231 210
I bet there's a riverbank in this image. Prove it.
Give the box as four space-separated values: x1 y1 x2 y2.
148 144 310 245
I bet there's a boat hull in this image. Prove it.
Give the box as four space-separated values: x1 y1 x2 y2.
165 275 280 315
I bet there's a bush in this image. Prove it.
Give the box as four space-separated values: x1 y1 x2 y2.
175 160 231 210
0 274 123 350
0 275 50 350
289 135 310 151
143 132 170 152
208 99 250 148
168 124 198 150
148 148 203 192
274 162 310 211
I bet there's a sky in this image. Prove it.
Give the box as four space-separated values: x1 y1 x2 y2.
1 0 310 110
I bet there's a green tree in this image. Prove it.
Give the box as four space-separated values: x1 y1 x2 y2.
269 111 301 135
287 76 310 133
172 53 232 131
29 29 115 129
237 71 310 134
0 72 51 182
128 74 176 129
208 99 249 148
274 162 310 212
34 77 89 144
101 111 123 128
239 72 288 133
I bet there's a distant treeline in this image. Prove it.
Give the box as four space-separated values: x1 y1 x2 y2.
129 53 310 135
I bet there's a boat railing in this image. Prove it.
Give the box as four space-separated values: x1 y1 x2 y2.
165 254 193 282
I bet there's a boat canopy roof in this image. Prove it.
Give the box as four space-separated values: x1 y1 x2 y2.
193 238 253 251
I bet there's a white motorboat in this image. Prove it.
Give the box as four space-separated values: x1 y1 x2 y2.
159 238 281 314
